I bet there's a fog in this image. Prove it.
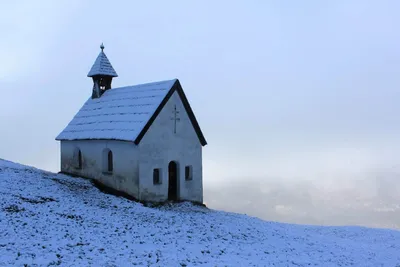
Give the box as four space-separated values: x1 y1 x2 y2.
205 168 400 229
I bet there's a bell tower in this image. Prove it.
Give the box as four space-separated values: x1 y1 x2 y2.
87 43 118 98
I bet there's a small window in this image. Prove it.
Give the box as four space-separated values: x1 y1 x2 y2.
73 148 82 169
153 168 161 185
102 148 114 174
77 150 82 169
107 150 113 172
185 166 193 180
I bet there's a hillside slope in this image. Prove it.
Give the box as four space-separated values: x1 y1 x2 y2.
0 159 399 266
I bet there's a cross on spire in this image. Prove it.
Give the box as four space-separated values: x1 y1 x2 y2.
170 105 181 134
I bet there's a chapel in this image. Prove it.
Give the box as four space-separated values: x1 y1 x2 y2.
56 44 207 203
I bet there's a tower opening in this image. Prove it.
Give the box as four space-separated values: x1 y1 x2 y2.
87 43 118 99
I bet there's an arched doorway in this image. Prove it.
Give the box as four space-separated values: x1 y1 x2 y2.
168 161 178 201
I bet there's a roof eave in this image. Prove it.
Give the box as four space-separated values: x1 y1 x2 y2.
87 73 118 78
55 137 136 143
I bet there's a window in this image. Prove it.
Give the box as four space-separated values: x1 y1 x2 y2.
73 148 82 169
99 78 106 90
102 148 113 174
185 165 193 180
107 150 113 172
153 168 161 185
77 150 82 169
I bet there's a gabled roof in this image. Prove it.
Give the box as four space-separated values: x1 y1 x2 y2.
87 49 118 77
56 79 207 146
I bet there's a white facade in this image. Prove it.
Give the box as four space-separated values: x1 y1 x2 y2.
60 90 203 203
138 91 203 203
60 140 140 198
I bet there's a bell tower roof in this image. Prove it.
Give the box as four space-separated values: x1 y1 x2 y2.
87 43 118 77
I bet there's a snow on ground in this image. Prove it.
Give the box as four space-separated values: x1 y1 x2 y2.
0 159 399 266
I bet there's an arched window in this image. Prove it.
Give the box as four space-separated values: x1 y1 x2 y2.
102 148 114 174
78 150 82 169
73 147 82 169
107 150 113 172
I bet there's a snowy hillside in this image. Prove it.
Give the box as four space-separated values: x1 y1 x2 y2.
0 159 399 266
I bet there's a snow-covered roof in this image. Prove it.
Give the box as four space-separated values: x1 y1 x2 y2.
87 49 118 77
56 79 207 145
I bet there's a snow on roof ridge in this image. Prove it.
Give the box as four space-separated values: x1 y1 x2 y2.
111 78 178 91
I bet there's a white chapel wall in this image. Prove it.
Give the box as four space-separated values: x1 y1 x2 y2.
60 140 140 198
138 90 203 203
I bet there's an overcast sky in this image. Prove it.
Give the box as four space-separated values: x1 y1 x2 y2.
1 1 400 229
